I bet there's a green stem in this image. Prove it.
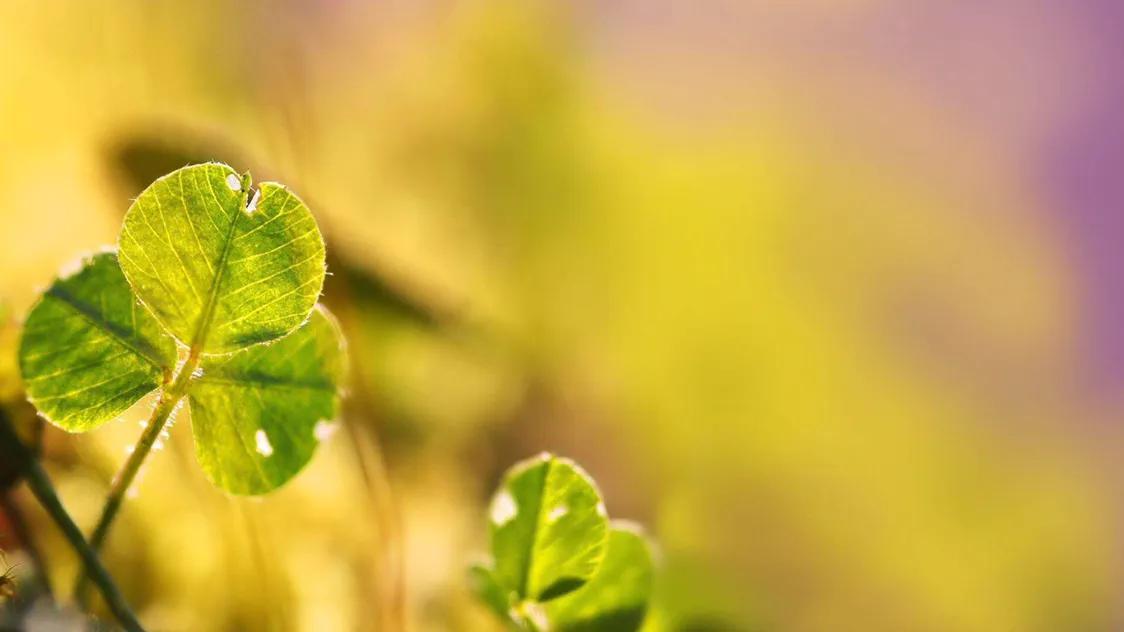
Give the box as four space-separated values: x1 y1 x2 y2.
75 173 248 607
0 416 144 631
74 349 201 606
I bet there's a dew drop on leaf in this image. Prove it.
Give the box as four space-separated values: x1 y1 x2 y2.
254 429 273 457
547 504 568 523
491 490 518 526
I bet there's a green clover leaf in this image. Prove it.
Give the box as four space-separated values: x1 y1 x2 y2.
490 453 610 603
190 306 346 494
19 252 176 431
17 164 344 495
118 162 325 354
473 455 657 631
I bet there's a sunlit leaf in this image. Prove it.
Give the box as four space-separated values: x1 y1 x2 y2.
546 522 655 632
188 306 346 495
490 453 609 602
118 162 325 354
18 252 176 431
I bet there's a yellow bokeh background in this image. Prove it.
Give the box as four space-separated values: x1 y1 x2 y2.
1 1 1120 630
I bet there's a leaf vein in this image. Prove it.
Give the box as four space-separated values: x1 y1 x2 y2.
42 291 168 370
123 214 191 325
231 193 301 243
223 251 322 301
227 226 319 264
180 169 215 274
221 276 321 330
25 350 133 383
151 189 202 303
32 368 148 402
194 376 334 394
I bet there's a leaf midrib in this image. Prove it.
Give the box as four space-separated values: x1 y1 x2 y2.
188 172 246 352
519 458 554 600
192 376 336 394
45 287 167 371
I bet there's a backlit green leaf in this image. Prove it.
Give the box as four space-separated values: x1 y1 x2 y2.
188 306 346 495
18 252 176 431
118 162 325 354
546 522 655 632
490 453 610 602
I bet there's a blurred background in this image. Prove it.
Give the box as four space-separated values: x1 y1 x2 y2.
1 0 1123 630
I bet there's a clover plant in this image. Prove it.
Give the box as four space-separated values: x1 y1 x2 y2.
12 163 345 628
470 453 656 631
2 164 657 632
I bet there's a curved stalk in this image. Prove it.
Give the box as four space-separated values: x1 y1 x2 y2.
0 415 143 631
74 349 201 606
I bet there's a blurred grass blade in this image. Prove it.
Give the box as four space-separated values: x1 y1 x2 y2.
490 453 610 602
18 252 176 431
118 163 325 354
189 305 346 495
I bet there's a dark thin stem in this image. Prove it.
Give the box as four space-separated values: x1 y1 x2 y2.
0 490 52 598
0 417 143 631
21 460 144 630
74 350 201 606
29 415 45 455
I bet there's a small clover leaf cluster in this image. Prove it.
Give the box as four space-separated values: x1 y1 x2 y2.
471 453 656 631
18 163 345 495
